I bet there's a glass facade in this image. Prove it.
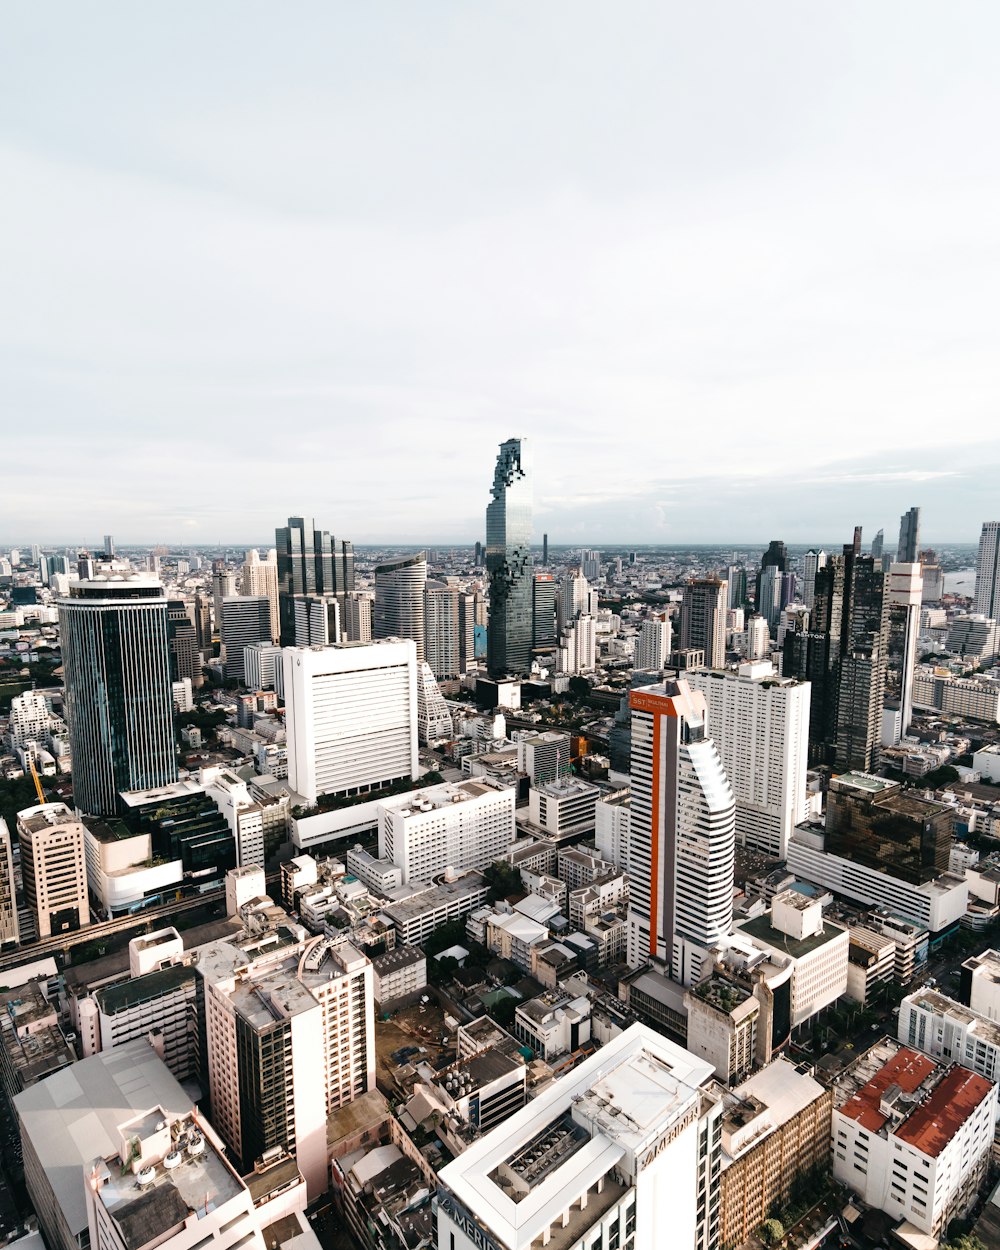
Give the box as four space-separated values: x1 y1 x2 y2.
486 438 533 676
275 515 355 646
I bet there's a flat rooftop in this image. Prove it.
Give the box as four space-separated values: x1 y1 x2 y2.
383 778 506 817
832 772 898 795
739 913 844 961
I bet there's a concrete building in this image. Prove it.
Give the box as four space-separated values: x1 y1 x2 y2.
221 596 273 685
845 925 895 1005
973 520 1000 620
912 666 1000 723
633 613 672 672
684 973 760 1085
381 872 489 945
243 642 284 694
342 590 374 644
679 578 727 668
627 680 735 985
717 1059 832 1250
832 1041 997 1241
0 816 19 945
283 639 419 806
899 986 1000 1084
374 554 427 663
961 949 1000 1022
371 946 426 1010
594 790 631 876
683 663 809 859
515 731 570 785
527 777 600 841
436 1023 722 1250
378 778 514 884
241 547 280 643
736 892 848 1029
513 991 592 1061
14 1041 194 1250
194 923 375 1199
556 614 596 674
17 802 89 939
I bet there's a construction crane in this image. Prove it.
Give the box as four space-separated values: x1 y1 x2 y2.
28 756 45 806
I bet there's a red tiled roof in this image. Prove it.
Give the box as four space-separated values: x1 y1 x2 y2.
838 1047 936 1133
894 1066 994 1158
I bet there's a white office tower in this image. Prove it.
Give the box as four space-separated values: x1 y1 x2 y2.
283 640 418 805
212 569 236 632
243 641 284 693
16 802 89 939
516 731 571 785
9 689 51 748
634 613 672 672
557 613 596 674
558 570 590 629
437 1024 722 1250
342 590 374 643
417 661 453 745
292 593 341 647
684 663 809 859
196 924 374 1198
887 562 923 739
374 553 427 662
627 681 735 986
595 791 632 874
241 547 279 642
378 778 514 883
0 818 18 945
974 521 1000 619
802 549 827 612
84 1108 265 1250
581 548 602 581
756 564 783 633
425 582 462 678
740 614 770 661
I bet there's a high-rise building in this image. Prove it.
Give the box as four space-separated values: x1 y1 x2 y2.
532 573 557 648
59 576 177 817
275 515 354 646
241 548 279 642
242 642 284 694
17 802 89 939
896 506 921 564
974 522 1000 620
486 437 533 677
726 565 747 610
581 549 602 582
801 549 827 612
220 596 272 685
283 639 419 805
516 731 571 785
756 564 783 632
679 578 727 668
416 662 453 745
425 582 462 679
871 529 884 560
556 614 596 674
343 590 374 643
0 818 19 945
835 535 890 773
9 689 51 749
102 535 114 557
437 1024 723 1250
212 565 236 636
684 663 809 859
542 532 548 565
374 553 427 662
557 570 590 630
755 539 787 608
634 613 672 672
195 922 374 1197
166 600 203 689
885 562 923 740
291 593 341 648
626 679 735 985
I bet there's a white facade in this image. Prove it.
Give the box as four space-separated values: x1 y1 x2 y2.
557 614 597 674
912 667 1000 723
436 1024 721 1250
283 639 418 805
595 791 632 875
378 778 514 883
528 778 600 839
964 950 1000 1022
17 803 90 939
416 661 453 745
243 642 284 693
787 827 969 934
627 681 735 985
241 547 279 643
974 520 1000 620
633 614 672 672
684 663 809 859
832 1043 997 1238
899 987 1000 1083
9 690 51 749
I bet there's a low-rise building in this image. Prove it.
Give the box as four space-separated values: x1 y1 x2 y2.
381 872 489 945
899 987 1000 1083
526 778 600 842
832 1040 997 1240
845 925 895 1005
685 975 759 1085
371 946 426 1011
513 991 592 1061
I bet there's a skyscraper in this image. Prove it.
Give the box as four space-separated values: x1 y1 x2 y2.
59 576 177 817
634 613 672 672
103 535 114 558
834 534 890 772
343 590 374 643
871 529 884 560
885 562 923 741
542 532 548 565
974 522 1000 619
801 549 827 612
896 506 921 564
221 596 273 684
275 515 355 646
627 679 736 986
212 564 236 637
0 817 19 945
374 553 427 662
486 437 533 677
167 600 203 689
679 578 727 668
241 548 279 642
755 539 787 609
531 573 557 649
425 581 462 679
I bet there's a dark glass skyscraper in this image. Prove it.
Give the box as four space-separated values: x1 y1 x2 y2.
59 577 177 817
486 438 533 677
275 515 355 646
896 506 921 564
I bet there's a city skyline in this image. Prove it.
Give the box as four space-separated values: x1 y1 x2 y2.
4 6 1000 544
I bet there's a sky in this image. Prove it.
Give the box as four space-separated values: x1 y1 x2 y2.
2 2 999 546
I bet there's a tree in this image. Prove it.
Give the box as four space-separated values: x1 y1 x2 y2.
568 675 591 702
483 860 522 903
947 1235 987 1250
920 764 960 789
759 1219 784 1246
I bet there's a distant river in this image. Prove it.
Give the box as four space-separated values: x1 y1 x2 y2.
943 568 976 596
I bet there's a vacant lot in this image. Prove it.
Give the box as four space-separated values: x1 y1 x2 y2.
374 1001 453 1093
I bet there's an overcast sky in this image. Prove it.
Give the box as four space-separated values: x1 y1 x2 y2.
2 3 999 546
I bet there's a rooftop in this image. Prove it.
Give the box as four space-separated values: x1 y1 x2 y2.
893 1066 994 1158
95 964 197 1016
837 1045 937 1134
738 912 845 961
832 772 898 795
382 778 507 818
371 945 425 974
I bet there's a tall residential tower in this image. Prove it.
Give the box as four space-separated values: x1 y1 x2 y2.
486 438 533 677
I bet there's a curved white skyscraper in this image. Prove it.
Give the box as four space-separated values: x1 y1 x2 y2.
374 553 427 663
486 437 533 677
627 679 736 986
